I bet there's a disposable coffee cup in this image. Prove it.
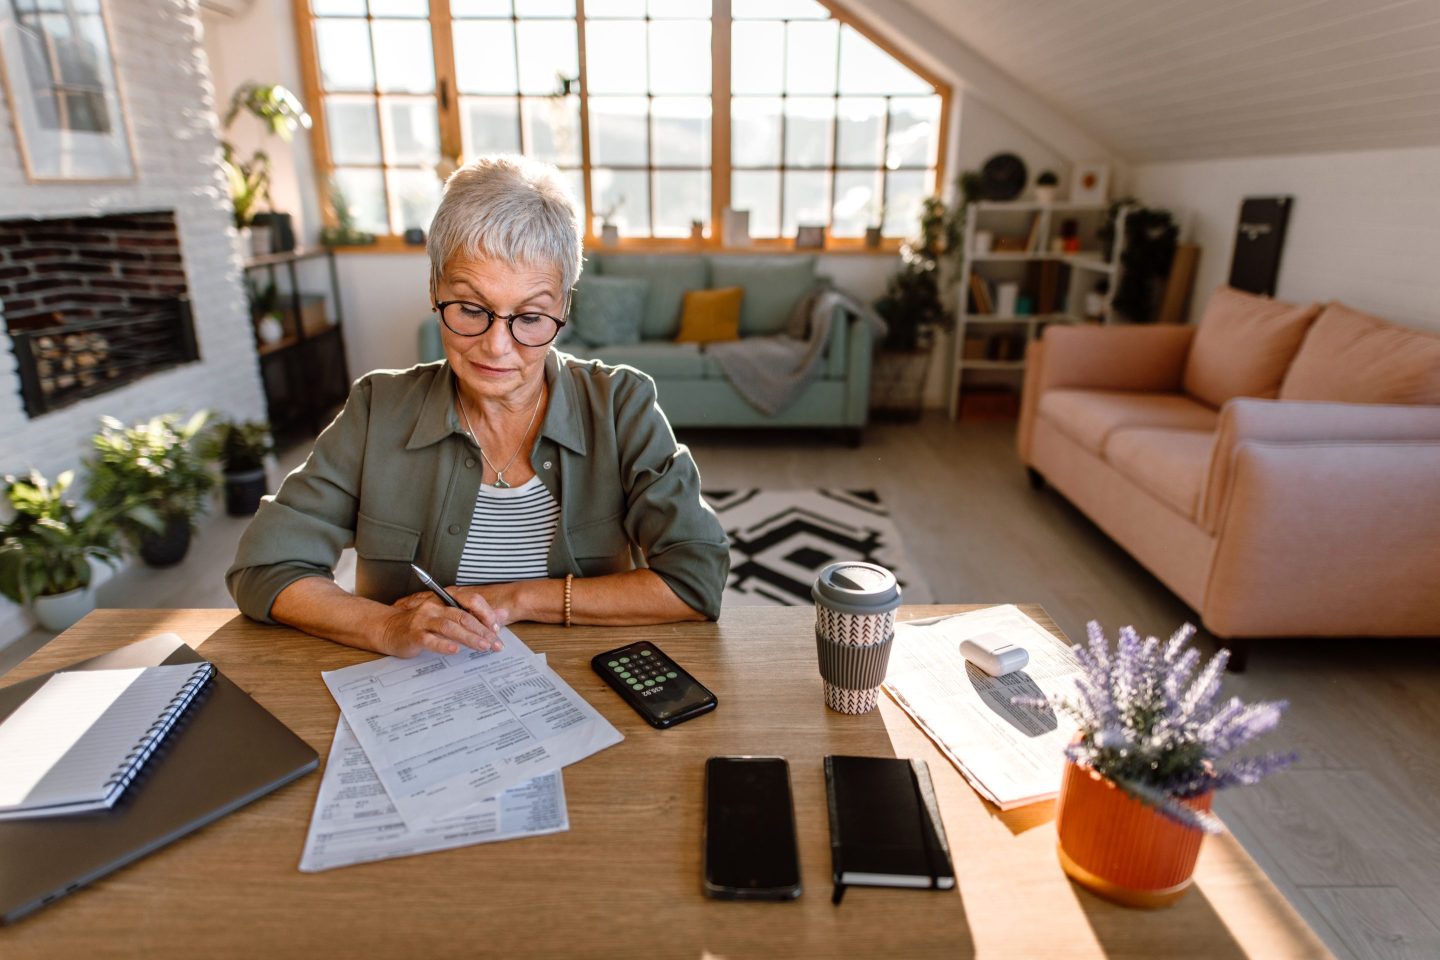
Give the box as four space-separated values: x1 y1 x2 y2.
812 561 902 714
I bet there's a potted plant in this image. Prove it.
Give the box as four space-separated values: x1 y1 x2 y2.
87 412 215 567
1034 170 1060 205
203 419 275 516
0 470 153 632
221 82 311 258
319 178 377 247
1024 622 1295 908
597 197 623 246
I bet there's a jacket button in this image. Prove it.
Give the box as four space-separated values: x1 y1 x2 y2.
464 457 476 468
447 524 461 535
543 461 552 470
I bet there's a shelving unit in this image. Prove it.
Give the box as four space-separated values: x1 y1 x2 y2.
947 201 1131 419
243 247 350 440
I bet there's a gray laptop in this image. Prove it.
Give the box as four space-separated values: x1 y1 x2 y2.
0 633 318 923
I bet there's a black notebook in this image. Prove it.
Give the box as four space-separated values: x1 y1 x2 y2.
824 755 955 904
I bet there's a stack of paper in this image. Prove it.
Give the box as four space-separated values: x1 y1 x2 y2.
300 631 622 871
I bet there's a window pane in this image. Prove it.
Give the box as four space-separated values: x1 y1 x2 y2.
558 168 585 216
835 97 884 167
312 0 365 14
461 97 521 155
651 97 709 167
585 21 647 94
317 20 374 92
731 97 781 167
521 95 581 165
838 26 930 95
785 20 837 94
731 170 779 238
887 96 939 168
451 0 511 15
333 167 388 234
732 0 828 18
882 169 929 237
831 170 879 237
454 21 517 94
381 97 440 165
373 20 435 94
388 168 443 232
782 170 830 236
326 96 381 164
649 0 709 17
585 0 643 15
730 21 783 95
588 96 648 165
649 20 709 95
516 20 578 95
653 171 708 237
514 0 574 15
367 0 426 16
590 168 649 236
783 97 833 167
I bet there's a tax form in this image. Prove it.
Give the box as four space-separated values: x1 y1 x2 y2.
322 628 621 828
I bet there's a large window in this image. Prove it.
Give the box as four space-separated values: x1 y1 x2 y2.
296 0 948 249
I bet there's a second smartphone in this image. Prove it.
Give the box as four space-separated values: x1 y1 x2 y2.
703 756 802 900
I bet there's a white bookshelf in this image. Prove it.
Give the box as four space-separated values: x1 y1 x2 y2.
947 201 1131 419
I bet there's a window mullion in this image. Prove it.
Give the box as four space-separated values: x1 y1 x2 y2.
429 0 461 173
576 0 596 244
368 11 396 235
291 0 335 230
712 0 732 246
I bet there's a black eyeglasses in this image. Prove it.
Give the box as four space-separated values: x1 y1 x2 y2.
434 300 568 347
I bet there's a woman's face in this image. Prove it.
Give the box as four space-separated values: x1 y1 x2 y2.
435 255 564 404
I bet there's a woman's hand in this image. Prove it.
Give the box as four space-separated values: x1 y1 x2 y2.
384 589 509 657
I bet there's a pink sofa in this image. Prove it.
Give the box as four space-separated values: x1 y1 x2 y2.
1018 287 1440 667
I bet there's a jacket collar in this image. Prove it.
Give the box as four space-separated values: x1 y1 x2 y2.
405 353 587 455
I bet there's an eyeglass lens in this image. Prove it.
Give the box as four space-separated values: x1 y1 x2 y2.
440 302 561 347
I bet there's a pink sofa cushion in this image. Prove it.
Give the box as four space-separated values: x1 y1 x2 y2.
1105 428 1215 520
1037 389 1219 457
1280 302 1440 404
1183 286 1320 408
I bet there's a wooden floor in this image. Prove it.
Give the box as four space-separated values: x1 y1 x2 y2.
4 414 1438 960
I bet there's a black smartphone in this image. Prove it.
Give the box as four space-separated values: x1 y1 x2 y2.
590 642 717 729
703 756 802 900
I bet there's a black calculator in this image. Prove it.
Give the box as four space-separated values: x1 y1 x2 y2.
590 642 717 729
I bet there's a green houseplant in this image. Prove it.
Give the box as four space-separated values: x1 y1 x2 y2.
88 413 215 567
221 82 311 256
202 419 275 516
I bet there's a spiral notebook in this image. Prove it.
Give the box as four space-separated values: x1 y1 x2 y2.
0 662 213 820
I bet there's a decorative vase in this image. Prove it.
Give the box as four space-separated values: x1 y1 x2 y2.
139 514 192 567
1055 760 1213 908
32 584 97 633
224 468 267 516
1035 185 1058 205
257 313 285 344
600 223 619 247
864 226 883 249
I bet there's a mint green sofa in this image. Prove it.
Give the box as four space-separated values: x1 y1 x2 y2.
419 254 874 440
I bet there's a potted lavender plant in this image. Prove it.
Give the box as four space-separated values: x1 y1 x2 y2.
1028 622 1295 908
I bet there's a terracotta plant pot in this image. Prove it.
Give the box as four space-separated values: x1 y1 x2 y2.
1054 759 1213 908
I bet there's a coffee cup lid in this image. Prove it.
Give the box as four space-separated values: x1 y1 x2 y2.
812 561 902 616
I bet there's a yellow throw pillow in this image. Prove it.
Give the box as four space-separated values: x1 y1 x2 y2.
674 287 744 344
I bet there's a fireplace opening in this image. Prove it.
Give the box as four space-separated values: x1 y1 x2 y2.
1 211 199 417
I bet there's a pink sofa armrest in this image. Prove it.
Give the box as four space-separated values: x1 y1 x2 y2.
1199 399 1440 531
1038 325 1196 392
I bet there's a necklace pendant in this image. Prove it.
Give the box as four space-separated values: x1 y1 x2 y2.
492 473 512 489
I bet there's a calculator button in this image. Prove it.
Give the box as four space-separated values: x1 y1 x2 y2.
606 660 618 667
666 671 677 679
629 681 644 689
619 657 630 663
619 671 631 678
641 650 653 657
644 679 656 687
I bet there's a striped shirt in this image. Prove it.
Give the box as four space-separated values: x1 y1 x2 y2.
455 476 560 585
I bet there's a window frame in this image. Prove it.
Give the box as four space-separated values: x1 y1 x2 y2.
292 0 951 254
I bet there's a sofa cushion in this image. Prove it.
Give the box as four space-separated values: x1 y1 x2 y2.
675 286 743 344
1105 428 1215 520
566 341 708 379
1279 302 1440 404
1038 389 1219 456
710 255 816 336
567 274 647 347
593 255 709 341
1183 286 1320 407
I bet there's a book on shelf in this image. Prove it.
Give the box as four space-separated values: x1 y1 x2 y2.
1024 213 1044 254
968 273 993 314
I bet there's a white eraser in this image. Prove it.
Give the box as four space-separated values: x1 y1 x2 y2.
959 632 1029 677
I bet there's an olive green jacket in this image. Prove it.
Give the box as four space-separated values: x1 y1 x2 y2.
226 353 729 621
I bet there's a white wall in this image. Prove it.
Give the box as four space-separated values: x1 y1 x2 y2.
1130 146 1440 330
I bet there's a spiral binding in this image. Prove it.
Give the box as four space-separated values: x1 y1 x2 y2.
100 662 214 800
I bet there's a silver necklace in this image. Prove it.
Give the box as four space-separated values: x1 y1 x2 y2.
459 385 545 489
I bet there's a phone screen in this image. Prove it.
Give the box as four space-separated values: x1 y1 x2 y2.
703 756 801 900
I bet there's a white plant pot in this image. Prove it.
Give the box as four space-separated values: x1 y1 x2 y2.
1035 185 1058 205
33 584 97 633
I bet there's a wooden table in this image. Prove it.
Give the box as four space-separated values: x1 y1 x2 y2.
0 607 1331 959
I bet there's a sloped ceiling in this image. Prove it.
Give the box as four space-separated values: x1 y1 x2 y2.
902 0 1440 162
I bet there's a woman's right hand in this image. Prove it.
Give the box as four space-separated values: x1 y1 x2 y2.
380 592 505 657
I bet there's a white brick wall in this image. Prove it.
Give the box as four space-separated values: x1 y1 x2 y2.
0 0 265 644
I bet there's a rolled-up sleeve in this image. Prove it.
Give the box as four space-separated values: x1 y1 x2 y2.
225 379 372 622
613 374 730 619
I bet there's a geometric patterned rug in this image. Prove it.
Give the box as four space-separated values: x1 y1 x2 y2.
702 489 933 607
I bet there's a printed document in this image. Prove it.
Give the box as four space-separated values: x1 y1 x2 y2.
299 716 568 872
884 605 1082 809
323 628 621 827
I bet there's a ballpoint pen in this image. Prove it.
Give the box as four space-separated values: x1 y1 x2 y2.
410 562 463 609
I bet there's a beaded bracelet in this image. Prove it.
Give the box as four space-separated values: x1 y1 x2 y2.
563 573 573 628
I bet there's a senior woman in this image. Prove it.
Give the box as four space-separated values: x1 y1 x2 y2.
227 155 729 657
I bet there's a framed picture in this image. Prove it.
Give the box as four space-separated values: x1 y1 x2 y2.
794 224 825 250
0 0 136 182
1071 162 1109 205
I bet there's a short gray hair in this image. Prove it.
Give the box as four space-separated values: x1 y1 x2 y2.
427 154 584 297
